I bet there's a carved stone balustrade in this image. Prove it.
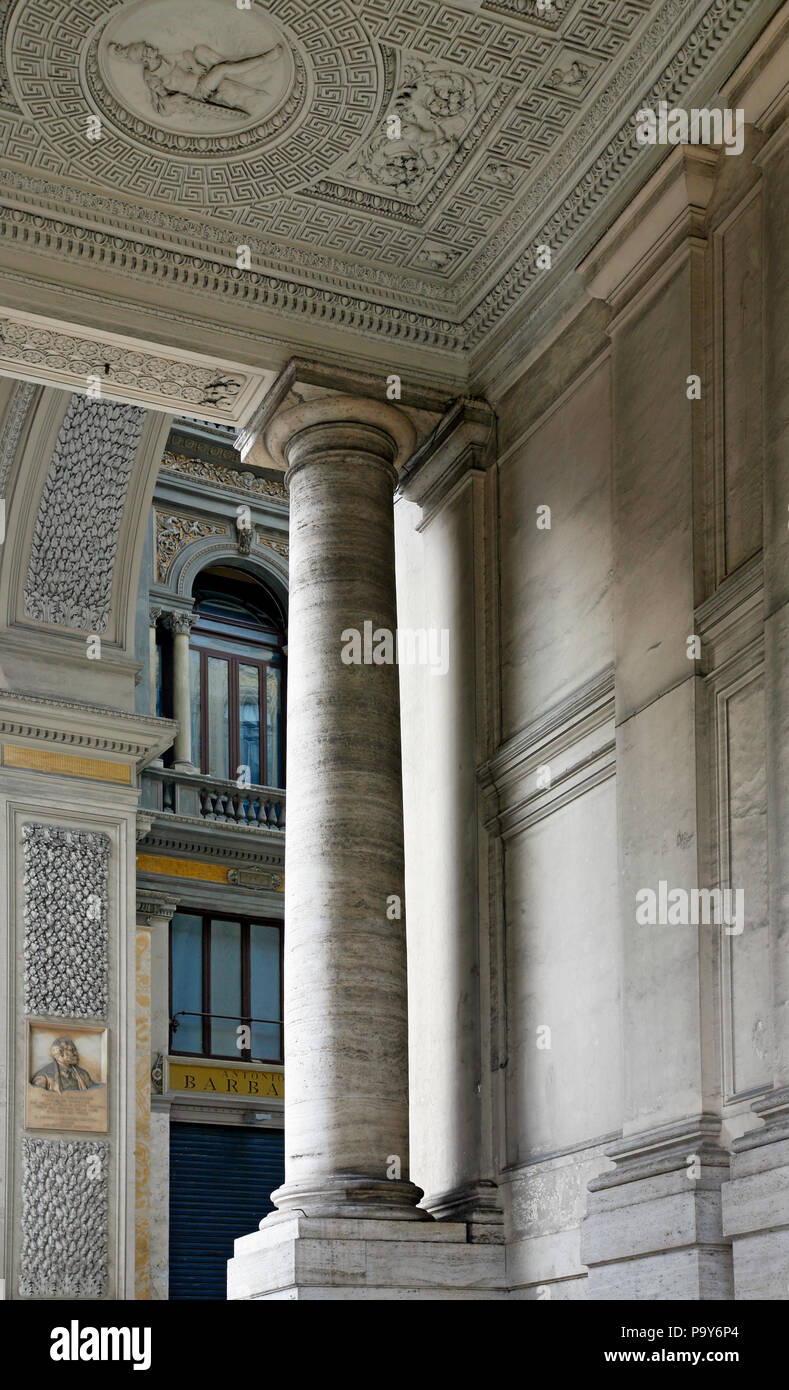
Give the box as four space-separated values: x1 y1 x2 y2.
140 765 285 833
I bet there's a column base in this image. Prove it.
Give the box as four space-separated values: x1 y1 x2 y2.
580 1116 733 1300
227 1213 507 1300
269 1175 429 1221
722 1087 789 1299
422 1180 505 1244
173 759 198 774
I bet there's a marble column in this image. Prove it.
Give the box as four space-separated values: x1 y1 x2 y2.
165 611 196 773
228 392 507 1298
262 397 425 1220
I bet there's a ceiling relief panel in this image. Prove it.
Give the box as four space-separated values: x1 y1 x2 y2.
98 0 295 137
9 0 383 204
0 0 779 371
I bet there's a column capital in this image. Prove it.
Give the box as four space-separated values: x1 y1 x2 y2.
148 605 164 626
265 394 417 486
235 356 449 468
162 609 196 636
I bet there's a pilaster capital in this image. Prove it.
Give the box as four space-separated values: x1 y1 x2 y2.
579 145 719 318
148 605 164 627
398 397 496 522
136 892 178 929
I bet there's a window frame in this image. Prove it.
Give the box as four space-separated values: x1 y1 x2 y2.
169 911 284 1064
190 609 287 788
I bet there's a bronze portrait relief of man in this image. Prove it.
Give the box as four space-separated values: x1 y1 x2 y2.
26 1025 108 1133
31 1036 100 1093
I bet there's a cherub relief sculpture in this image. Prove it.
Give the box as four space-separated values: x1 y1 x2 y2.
349 61 480 197
108 39 284 123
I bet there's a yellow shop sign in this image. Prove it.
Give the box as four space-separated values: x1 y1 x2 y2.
169 1063 284 1098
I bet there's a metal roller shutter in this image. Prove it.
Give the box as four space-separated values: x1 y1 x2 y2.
169 1122 285 1300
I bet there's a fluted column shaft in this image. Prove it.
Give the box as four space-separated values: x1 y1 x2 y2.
270 410 423 1219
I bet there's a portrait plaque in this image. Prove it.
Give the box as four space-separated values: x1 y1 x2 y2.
26 1022 108 1134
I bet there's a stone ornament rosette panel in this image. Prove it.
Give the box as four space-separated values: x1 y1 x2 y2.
23 824 110 1020
20 1138 109 1298
23 394 144 633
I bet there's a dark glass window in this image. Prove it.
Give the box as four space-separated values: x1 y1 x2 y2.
169 911 283 1063
189 568 286 788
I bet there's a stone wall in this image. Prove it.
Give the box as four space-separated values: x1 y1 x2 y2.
398 100 789 1299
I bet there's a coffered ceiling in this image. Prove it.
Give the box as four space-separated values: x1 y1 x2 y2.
0 0 780 391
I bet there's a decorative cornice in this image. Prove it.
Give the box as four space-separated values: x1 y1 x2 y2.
0 688 176 768
161 450 287 502
138 821 285 865
0 205 465 355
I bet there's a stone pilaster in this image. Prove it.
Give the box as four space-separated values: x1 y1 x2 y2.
579 148 733 1298
135 893 177 1302
721 103 789 1299
0 689 175 1300
398 400 504 1240
148 607 162 719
